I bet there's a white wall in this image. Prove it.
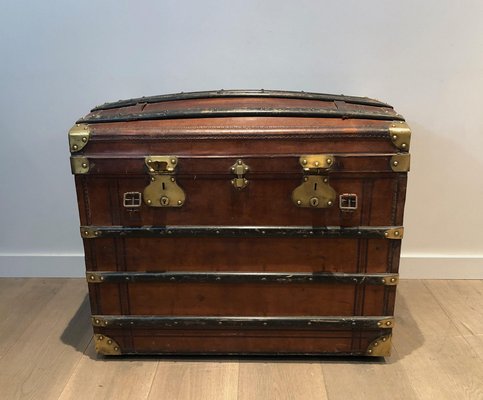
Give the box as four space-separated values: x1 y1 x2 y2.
1 0 482 277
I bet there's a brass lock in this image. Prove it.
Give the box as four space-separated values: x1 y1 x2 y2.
292 155 336 208
143 156 186 207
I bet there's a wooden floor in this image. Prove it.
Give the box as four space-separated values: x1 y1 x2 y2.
0 279 482 399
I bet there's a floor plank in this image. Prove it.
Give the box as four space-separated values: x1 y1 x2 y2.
148 360 238 400
57 342 158 400
424 280 483 336
238 361 328 400
0 279 92 400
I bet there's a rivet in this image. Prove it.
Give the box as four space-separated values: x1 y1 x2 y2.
151 177 155 181
327 200 333 206
177 200 183 205
382 279 386 284
107 339 112 344
374 341 379 346
98 335 104 340
89 275 95 280
147 159 152 163
393 160 399 166
386 321 392 326
382 337 387 342
304 177 308 182
72 144 78 150
114 347 119 351
297 200 302 205
82 137 87 142
394 231 400 236
81 162 88 168
368 349 373 354
384 232 389 237
314 161 320 167
323 178 328 183
94 231 100 236
237 159 242 165
392 134 398 140
302 159 307 165
231 167 235 172
326 158 332 164
263 322 267 326
171 158 176 164
125 277 130 281
146 199 152 205
171 177 175 182
377 321 382 326
84 231 89 236
218 321 223 325
244 179 248 183
390 277 397 283
95 319 100 324
401 143 407 149
307 321 312 325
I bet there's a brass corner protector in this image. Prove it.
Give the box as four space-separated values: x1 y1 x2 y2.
389 121 411 151
92 316 110 327
391 154 410 172
384 227 404 239
80 226 102 239
94 334 121 355
68 124 90 153
299 155 335 170
376 317 395 328
366 334 392 357
70 157 90 174
86 272 104 283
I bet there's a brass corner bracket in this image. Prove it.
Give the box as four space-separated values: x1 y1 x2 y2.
389 121 411 151
86 272 104 283
377 317 395 328
381 276 399 286
69 124 90 153
80 226 101 239
391 154 410 172
70 157 90 174
384 227 404 239
92 316 110 327
366 334 392 356
94 334 121 355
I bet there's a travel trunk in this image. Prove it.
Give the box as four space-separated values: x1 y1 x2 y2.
69 90 410 356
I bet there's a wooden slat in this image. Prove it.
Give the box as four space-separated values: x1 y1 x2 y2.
147 361 238 400
57 342 158 400
0 279 92 400
238 362 328 400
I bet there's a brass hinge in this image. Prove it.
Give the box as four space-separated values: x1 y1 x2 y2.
384 227 404 239
68 124 90 153
94 334 121 355
389 121 411 151
143 156 186 207
391 154 410 172
366 334 392 356
70 157 90 174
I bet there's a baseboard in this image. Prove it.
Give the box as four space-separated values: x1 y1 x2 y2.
0 253 482 279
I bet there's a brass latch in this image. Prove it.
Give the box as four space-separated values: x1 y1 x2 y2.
231 159 249 189
143 156 186 207
292 155 336 208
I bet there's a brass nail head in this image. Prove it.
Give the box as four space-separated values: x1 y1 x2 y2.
72 144 78 150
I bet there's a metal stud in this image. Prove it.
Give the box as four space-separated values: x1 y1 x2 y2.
177 200 183 205
72 144 78 150
393 160 399 166
382 337 387 342
386 321 392 326
302 159 307 165
382 279 386 284
107 339 112 344
394 231 400 236
146 199 152 205
390 277 397 283
82 137 88 142
326 158 332 164
401 143 407 149
297 200 302 205
327 200 333 206
392 134 398 140
314 161 320 167
171 158 176 164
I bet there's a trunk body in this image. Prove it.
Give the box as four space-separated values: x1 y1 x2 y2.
70 90 410 356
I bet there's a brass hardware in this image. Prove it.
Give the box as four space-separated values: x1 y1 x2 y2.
376 318 395 328
80 226 101 238
389 121 411 150
94 334 121 355
143 156 186 207
384 227 404 239
68 124 90 153
390 154 410 172
231 159 249 189
381 275 399 286
70 157 90 174
86 272 104 283
299 155 334 171
92 316 110 327
292 175 336 208
366 334 392 356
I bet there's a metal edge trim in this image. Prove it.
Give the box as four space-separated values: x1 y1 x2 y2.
91 89 394 111
366 334 392 356
389 121 411 151
390 154 411 172
80 225 405 240
91 315 395 330
70 157 90 174
85 271 399 286
68 124 90 153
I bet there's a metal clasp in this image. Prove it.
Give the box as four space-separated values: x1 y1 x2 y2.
231 159 249 189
